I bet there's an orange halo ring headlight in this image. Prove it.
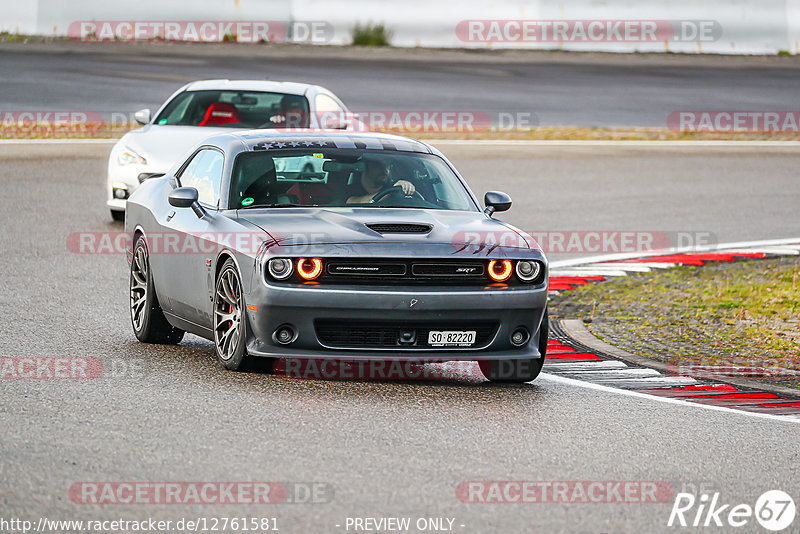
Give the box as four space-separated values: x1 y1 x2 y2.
487 260 513 282
296 258 323 280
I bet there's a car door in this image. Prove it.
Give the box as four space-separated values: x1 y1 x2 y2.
160 147 225 327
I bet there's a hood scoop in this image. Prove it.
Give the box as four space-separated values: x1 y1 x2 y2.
365 223 433 234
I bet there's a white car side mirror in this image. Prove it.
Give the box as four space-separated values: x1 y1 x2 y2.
134 109 151 125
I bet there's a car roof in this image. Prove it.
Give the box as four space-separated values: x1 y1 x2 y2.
215 130 435 154
183 79 319 95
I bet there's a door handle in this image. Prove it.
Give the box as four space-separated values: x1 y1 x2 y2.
166 210 176 222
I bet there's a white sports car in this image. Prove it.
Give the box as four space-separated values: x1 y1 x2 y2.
107 79 357 220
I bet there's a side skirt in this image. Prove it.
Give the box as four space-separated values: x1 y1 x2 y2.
163 311 214 341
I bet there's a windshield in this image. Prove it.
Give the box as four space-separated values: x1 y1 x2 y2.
153 90 310 128
230 149 476 211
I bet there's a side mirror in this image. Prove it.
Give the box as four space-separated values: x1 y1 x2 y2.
133 109 151 125
168 187 206 219
484 191 512 216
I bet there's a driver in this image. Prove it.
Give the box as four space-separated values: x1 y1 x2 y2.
270 95 308 128
345 159 415 204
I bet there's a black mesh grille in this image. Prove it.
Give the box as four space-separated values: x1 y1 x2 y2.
411 263 485 277
366 223 432 234
315 320 498 349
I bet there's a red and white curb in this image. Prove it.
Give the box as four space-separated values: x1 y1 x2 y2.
548 237 800 291
543 238 800 421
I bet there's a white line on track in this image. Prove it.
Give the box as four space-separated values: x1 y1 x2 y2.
549 238 800 269
544 361 628 371
0 139 117 144
549 270 631 277
578 262 676 269
540 373 800 423
721 247 800 255
555 368 662 378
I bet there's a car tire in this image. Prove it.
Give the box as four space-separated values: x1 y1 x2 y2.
214 259 249 371
130 235 185 344
479 308 548 383
111 209 125 222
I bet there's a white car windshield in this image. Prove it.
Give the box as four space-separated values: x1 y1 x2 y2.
154 90 311 128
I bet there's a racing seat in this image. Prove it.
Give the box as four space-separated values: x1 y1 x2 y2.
198 102 240 126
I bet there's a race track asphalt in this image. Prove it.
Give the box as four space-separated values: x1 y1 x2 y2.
2 42 800 127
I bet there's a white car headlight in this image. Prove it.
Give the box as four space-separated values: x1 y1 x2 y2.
267 258 294 280
516 260 542 282
118 147 147 166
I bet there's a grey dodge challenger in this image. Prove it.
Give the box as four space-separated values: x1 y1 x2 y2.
125 130 549 382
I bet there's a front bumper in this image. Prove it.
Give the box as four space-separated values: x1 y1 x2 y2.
107 172 139 212
107 165 162 211
107 197 127 211
244 282 548 361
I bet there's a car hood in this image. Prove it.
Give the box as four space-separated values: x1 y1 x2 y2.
121 125 237 171
238 208 539 252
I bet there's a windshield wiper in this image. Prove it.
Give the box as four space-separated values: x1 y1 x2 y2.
240 203 302 209
368 204 427 209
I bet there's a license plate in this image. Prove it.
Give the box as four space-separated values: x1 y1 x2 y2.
428 330 476 347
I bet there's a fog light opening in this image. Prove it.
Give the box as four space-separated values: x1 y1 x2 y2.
112 182 129 200
511 327 530 347
274 325 296 345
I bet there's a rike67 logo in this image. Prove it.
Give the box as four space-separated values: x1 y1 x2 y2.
668 490 795 531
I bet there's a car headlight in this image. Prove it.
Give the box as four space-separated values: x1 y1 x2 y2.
118 147 147 166
516 260 542 282
487 260 513 282
267 258 294 280
296 258 323 280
